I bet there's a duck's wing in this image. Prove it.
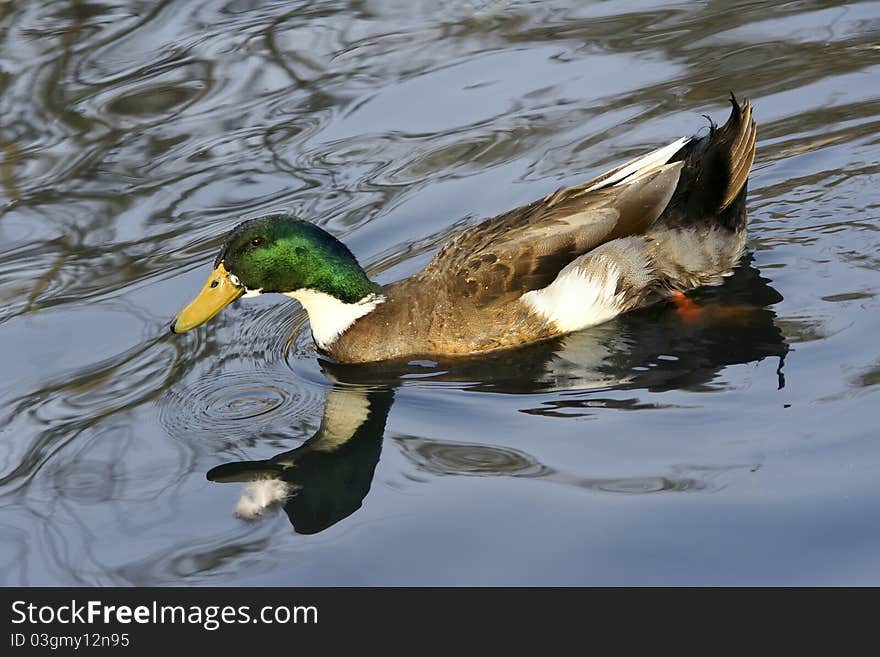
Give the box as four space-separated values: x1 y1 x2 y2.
424 141 687 304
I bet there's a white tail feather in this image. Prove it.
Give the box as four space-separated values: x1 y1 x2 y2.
585 137 690 192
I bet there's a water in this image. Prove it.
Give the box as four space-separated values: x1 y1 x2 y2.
1 0 879 585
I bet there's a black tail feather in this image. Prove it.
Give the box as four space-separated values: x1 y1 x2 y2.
661 94 756 231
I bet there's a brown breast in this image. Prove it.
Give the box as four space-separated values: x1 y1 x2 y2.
325 276 556 364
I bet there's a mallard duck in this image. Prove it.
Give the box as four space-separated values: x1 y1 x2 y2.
171 94 756 364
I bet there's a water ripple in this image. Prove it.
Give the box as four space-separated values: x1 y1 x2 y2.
162 371 291 430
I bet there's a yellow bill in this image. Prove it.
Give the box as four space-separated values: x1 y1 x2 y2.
171 262 244 333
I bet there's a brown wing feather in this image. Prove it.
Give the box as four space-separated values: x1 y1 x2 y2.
422 163 683 305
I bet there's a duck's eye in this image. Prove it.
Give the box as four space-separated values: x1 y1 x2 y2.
250 237 265 247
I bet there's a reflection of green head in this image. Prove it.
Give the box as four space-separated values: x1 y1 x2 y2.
217 214 379 302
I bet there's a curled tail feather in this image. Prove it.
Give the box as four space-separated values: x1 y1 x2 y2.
662 93 757 229
717 93 757 210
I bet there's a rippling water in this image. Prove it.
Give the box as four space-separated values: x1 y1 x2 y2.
1 0 879 585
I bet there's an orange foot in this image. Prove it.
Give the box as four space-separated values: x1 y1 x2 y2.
669 290 703 324
669 290 756 326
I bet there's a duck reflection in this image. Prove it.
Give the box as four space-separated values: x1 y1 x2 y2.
207 259 787 534
207 386 392 534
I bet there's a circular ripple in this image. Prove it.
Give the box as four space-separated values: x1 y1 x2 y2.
398 438 551 478
203 381 287 422
158 367 325 441
595 477 704 494
159 292 334 442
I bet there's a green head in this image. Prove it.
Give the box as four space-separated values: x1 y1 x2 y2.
171 214 380 333
216 214 377 300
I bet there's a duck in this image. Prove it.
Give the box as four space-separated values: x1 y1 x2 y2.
171 94 757 364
